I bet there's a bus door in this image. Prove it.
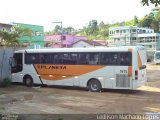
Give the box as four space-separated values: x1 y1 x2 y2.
11 53 23 82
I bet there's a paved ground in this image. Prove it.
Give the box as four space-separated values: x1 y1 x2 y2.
0 63 160 119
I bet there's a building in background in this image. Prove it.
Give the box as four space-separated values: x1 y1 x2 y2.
0 23 13 31
109 26 160 60
44 34 87 48
109 26 160 50
70 40 105 48
93 40 109 46
17 23 44 48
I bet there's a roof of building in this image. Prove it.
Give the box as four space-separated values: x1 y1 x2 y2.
93 40 108 46
70 40 104 47
0 23 13 26
45 34 87 38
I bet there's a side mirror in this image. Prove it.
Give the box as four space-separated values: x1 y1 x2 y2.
9 57 13 66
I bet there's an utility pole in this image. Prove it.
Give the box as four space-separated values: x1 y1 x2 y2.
52 21 63 48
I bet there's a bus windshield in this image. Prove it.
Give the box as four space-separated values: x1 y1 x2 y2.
154 51 160 64
155 52 160 59
11 53 23 73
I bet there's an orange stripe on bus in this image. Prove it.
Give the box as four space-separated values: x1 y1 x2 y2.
128 66 132 77
128 48 132 53
128 48 132 77
34 64 105 80
138 52 142 68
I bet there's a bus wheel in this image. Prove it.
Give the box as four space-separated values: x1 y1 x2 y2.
24 75 33 87
88 79 102 92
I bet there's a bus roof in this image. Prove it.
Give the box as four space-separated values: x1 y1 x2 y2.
14 46 145 53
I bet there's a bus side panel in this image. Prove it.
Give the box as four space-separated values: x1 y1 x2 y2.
113 66 132 89
12 65 42 84
22 65 43 84
103 66 116 89
79 66 114 88
12 72 24 83
132 48 147 88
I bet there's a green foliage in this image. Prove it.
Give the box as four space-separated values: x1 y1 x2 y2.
141 0 160 6
45 25 76 35
0 30 18 46
53 25 61 34
46 7 160 40
0 77 12 88
125 20 134 26
0 25 32 46
134 16 139 26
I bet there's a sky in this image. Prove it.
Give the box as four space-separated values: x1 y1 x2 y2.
0 0 155 31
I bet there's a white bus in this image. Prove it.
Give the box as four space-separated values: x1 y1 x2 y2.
10 46 147 92
154 51 160 64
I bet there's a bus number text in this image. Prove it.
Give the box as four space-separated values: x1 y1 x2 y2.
120 70 127 74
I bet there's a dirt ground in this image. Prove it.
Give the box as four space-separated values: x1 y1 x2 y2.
0 63 160 118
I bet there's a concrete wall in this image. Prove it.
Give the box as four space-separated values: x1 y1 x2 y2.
0 47 26 81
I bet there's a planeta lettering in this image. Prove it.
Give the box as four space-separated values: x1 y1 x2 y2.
37 65 66 70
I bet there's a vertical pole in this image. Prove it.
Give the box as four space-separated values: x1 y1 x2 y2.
60 21 63 48
52 21 63 48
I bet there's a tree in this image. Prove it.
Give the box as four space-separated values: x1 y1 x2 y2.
155 11 160 31
53 25 62 34
141 0 160 6
99 21 105 28
63 26 75 34
134 16 139 26
88 20 99 39
98 23 109 40
0 26 32 81
150 19 159 32
0 25 32 46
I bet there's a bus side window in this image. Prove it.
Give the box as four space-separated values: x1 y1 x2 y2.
53 54 60 64
88 53 99 65
112 53 118 65
40 54 45 63
120 53 126 65
119 52 131 66
70 53 78 64
25 53 40 64
100 53 109 65
78 53 88 64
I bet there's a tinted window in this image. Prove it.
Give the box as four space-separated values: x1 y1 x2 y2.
78 53 99 65
100 52 118 65
12 53 23 73
87 53 99 65
119 52 132 66
100 52 132 66
78 53 89 64
25 53 40 64
25 52 132 66
25 53 79 65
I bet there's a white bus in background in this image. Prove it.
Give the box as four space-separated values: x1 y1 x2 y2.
154 51 160 64
10 46 147 92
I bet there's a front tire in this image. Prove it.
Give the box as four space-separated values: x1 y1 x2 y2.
24 76 33 87
88 79 102 92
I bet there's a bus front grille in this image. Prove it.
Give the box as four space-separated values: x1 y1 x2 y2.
116 74 130 88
